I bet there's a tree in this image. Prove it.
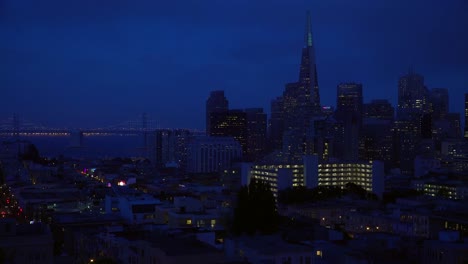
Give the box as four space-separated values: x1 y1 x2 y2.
382 189 422 204
232 185 251 234
344 182 366 199
278 186 343 205
278 186 311 204
232 179 279 235
20 143 41 162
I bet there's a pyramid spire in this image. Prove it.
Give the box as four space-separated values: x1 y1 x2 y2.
305 10 313 47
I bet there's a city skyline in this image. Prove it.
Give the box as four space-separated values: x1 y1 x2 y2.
2 0 468 129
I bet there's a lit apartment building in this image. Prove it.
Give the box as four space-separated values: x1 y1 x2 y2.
317 161 383 195
245 153 384 198
412 179 468 200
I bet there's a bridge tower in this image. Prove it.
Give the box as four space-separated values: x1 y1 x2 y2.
142 112 148 131
12 113 20 141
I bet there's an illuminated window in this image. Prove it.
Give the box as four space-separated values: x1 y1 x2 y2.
186 219 192 225
316 250 322 257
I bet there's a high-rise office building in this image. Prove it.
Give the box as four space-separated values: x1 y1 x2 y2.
430 88 449 120
361 100 394 170
336 83 363 120
335 83 363 161
268 97 284 151
284 11 321 120
363 99 394 121
397 71 429 118
186 136 242 173
395 71 433 175
153 129 192 171
432 116 462 146
308 116 339 162
393 119 420 175
465 94 468 139
209 110 248 154
299 11 321 116
359 119 393 170
446 113 462 139
421 113 434 140
281 11 322 156
206 90 228 135
245 108 267 161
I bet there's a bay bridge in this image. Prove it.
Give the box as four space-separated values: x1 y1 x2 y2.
0 114 160 137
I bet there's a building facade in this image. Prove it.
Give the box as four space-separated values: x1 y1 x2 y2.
186 136 242 173
397 71 429 118
335 83 363 161
363 99 394 121
245 154 384 198
465 93 468 139
209 110 247 154
206 90 229 135
245 108 267 161
280 12 322 157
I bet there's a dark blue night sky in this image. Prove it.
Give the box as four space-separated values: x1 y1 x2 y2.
1 0 467 129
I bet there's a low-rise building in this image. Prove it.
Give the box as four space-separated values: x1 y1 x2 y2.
105 187 162 225
167 197 221 230
97 231 225 264
0 218 53 264
224 234 316 264
422 231 468 264
412 178 468 200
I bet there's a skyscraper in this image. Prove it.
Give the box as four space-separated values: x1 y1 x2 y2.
153 129 192 172
245 108 267 161
364 99 394 121
361 100 394 169
465 94 468 139
397 70 429 118
335 83 363 161
395 71 431 175
336 83 363 121
283 11 321 125
393 119 419 175
281 11 321 156
206 90 229 135
430 88 449 120
209 110 248 154
268 97 284 151
299 10 321 116
209 107 267 161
